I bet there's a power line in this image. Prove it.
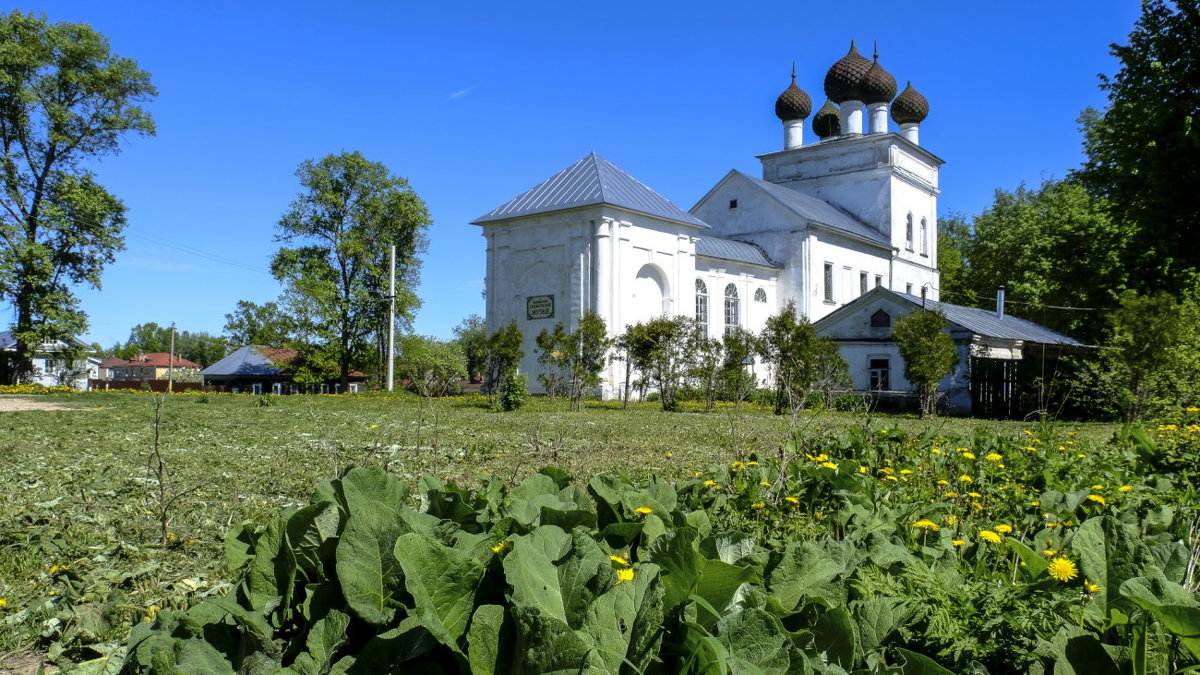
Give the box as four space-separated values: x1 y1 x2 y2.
124 227 275 279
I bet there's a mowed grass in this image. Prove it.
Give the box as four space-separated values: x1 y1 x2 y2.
0 390 1117 663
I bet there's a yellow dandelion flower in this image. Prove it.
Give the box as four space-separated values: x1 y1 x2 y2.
1087 494 1107 505
664 451 672 459
985 453 1003 461
1043 549 1058 557
820 461 838 470
900 469 913 475
813 511 824 520
946 515 959 525
1047 556 1078 582
1030 500 1040 506
784 496 799 504
912 519 940 531
943 491 959 498
858 465 869 474
759 481 771 487
491 541 510 554
1091 484 1104 490
971 501 984 512
635 506 653 515
1118 485 1132 492
952 540 966 547
959 475 973 483
746 461 759 466
995 524 1013 534
1084 579 1102 593
978 530 1002 544
369 424 377 429
885 475 899 481
703 479 717 487
962 452 976 460
731 461 744 471
937 479 949 486
0 598 7 607
1077 454 1087 458
610 554 629 566
751 503 765 509
968 492 982 498
616 567 635 584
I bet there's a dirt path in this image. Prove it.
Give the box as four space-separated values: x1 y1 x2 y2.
0 396 92 412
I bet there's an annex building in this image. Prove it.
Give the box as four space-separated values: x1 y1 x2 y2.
474 44 954 399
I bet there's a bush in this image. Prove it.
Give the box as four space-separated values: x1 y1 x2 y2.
499 373 528 411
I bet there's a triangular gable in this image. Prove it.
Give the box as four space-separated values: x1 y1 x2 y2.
471 152 708 228
814 287 1084 346
691 170 889 248
201 345 288 377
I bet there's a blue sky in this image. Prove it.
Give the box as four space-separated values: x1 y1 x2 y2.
18 1 1141 347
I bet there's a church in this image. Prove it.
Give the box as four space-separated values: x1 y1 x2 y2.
473 43 943 398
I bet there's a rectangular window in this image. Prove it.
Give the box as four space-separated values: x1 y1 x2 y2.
859 272 868 296
869 358 890 390
875 274 883 288
905 283 913 295
823 263 834 302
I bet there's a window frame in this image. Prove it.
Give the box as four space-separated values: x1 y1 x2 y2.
724 283 740 335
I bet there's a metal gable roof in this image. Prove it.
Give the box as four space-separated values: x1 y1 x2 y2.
695 236 780 268
731 171 890 247
892 292 1084 345
200 345 287 377
472 152 709 228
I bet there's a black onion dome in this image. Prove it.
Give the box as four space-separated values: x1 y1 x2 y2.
812 99 841 138
891 81 929 124
775 77 812 121
860 58 897 104
823 41 872 103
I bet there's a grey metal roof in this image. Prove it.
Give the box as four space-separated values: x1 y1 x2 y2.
0 331 90 350
695 236 780 268
472 152 709 228
731 171 890 247
894 292 1084 345
201 345 287 377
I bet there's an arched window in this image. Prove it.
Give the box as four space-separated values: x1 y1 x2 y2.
905 213 914 251
724 284 739 335
920 217 928 256
754 288 767 303
695 279 708 333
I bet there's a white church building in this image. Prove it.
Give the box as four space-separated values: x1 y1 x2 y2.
473 43 942 397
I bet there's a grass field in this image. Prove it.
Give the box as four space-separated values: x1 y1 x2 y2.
0 390 1162 669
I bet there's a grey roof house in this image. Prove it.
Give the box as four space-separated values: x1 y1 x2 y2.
814 287 1086 417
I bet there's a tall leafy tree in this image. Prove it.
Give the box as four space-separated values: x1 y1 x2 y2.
757 302 844 415
962 180 1126 343
1075 0 1200 294
223 300 295 347
935 213 972 306
892 309 959 418
271 152 430 388
624 317 694 412
0 11 156 383
110 322 229 366
452 314 487 383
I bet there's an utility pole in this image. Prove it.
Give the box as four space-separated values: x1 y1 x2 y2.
168 322 176 394
387 244 396 392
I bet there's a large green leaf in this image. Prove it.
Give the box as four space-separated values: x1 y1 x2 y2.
853 597 903 654
503 525 572 624
766 540 844 611
1071 516 1158 622
894 647 955 674
280 609 350 675
716 606 792 674
334 467 413 625
245 516 293 615
508 606 604 674
287 501 341 580
811 606 857 670
393 532 485 651
466 604 506 675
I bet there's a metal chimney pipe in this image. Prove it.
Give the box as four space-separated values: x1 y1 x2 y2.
996 286 1006 319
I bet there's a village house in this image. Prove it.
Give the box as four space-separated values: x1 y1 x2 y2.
0 330 98 389
201 345 367 394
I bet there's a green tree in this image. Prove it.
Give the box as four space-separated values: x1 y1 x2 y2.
271 152 430 389
689 331 724 412
0 11 156 383
962 180 1126 343
484 321 524 409
1079 290 1199 420
536 313 613 409
110 323 229 366
719 327 759 408
624 316 694 412
535 322 569 399
1075 0 1200 294
757 302 843 415
452 314 487 383
223 300 295 347
936 213 972 306
398 335 467 397
892 309 959 418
